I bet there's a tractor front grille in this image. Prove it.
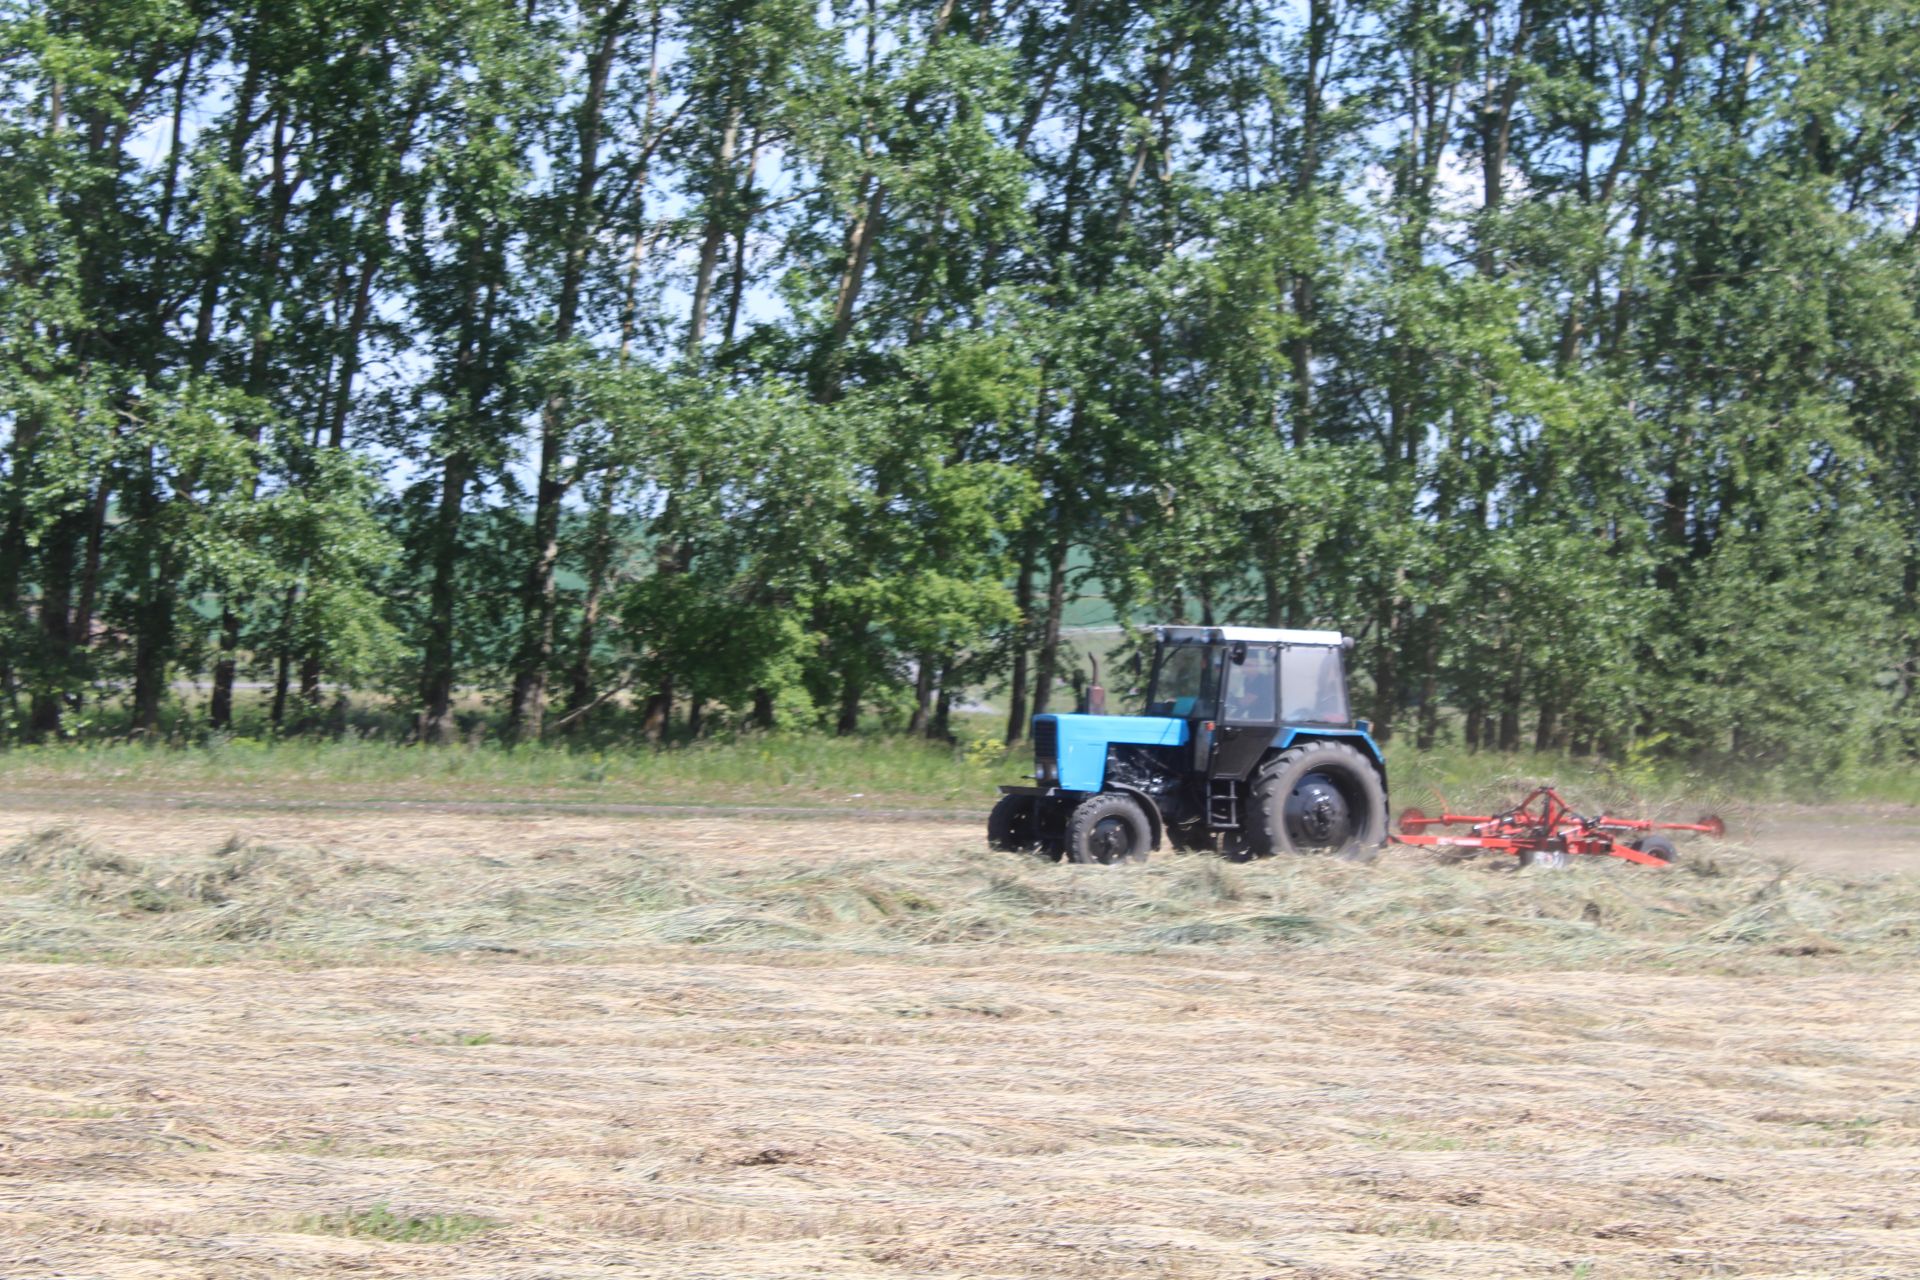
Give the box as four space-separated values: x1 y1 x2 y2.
1032 716 1058 779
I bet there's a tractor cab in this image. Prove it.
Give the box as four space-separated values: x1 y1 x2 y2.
1146 626 1358 780
991 625 1387 864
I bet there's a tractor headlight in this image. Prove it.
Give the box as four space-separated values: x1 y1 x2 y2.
1035 758 1057 785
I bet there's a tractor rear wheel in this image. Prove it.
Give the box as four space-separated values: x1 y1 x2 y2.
1247 741 1387 860
1065 792 1153 864
987 793 1041 855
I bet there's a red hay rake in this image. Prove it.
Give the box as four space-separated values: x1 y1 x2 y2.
1392 786 1725 868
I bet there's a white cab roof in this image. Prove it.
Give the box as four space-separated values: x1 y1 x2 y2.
1155 625 1347 647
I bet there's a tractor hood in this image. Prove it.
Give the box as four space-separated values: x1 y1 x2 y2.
1035 713 1188 792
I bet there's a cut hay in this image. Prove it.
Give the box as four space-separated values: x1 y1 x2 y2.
0 805 1916 1279
0 818 1913 972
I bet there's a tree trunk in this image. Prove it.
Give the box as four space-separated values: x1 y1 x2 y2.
811 171 884 402
298 655 324 730
186 47 264 376
211 106 299 730
1030 535 1069 720
267 584 298 730
419 452 471 744
685 99 741 359
507 431 566 741
0 414 41 728
1370 604 1398 742
929 658 954 742
72 476 108 659
128 441 175 738
508 0 632 744
1005 530 1037 743
835 672 862 736
1284 0 1331 445
565 4 664 721
1415 628 1440 752
271 646 292 729
616 0 666 362
1473 3 1531 276
210 613 241 731
564 497 616 721
1534 697 1558 753
1497 668 1523 751
1262 567 1285 629
131 584 172 739
642 679 672 742
721 136 761 347
28 513 79 740
907 652 935 735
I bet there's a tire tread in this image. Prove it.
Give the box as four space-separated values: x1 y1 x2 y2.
1065 792 1152 864
1247 740 1387 858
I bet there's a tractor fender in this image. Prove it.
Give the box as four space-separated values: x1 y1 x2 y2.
1102 784 1165 851
1270 729 1389 795
1273 727 1385 770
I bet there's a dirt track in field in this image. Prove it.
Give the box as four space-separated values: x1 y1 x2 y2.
1 801 1918 1279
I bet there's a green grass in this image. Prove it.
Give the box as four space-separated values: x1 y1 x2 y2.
0 728 1904 813
297 1203 498 1244
0 732 1026 809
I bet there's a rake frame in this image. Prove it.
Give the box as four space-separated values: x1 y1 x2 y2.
1392 786 1724 867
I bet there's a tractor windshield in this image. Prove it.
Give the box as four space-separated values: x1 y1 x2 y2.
1281 645 1349 724
1146 643 1216 717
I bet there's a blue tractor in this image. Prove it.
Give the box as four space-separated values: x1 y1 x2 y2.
989 626 1388 863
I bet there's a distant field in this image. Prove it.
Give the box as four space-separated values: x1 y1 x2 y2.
1 794 1917 1279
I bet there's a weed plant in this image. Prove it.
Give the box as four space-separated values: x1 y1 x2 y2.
297 1204 497 1244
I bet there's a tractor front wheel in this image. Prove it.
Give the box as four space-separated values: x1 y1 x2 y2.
1065 792 1153 865
1247 741 1388 859
987 793 1042 856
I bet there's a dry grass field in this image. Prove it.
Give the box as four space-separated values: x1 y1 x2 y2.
2 797 1918 1279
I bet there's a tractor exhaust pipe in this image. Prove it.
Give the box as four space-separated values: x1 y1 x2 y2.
1081 655 1106 716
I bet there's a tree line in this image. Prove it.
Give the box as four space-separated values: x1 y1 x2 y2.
3 0 1919 765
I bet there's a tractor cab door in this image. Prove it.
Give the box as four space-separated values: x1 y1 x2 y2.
1146 638 1223 774
1210 641 1279 779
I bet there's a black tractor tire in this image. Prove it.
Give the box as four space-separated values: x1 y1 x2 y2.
1065 792 1153 865
987 793 1041 855
1247 741 1388 859
1633 833 1679 865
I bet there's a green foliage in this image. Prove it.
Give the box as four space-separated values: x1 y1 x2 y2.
1 0 1919 768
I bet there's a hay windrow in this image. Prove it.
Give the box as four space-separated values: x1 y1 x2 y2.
0 819 1913 970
